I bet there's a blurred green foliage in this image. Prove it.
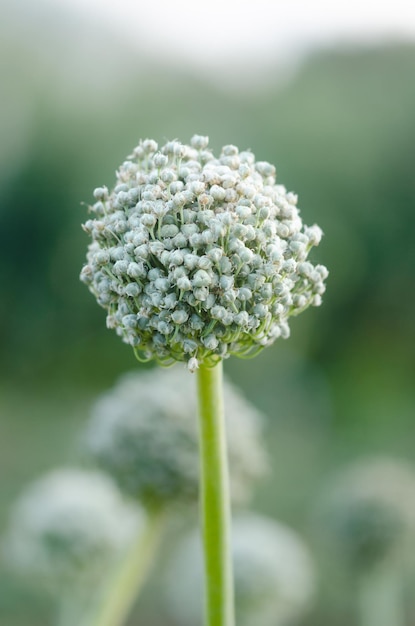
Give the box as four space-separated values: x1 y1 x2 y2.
1 4 415 623
1 39 414 391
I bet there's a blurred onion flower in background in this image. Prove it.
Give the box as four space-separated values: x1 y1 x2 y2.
317 457 415 570
80 135 327 372
83 366 267 507
3 469 142 625
165 513 315 626
316 457 415 626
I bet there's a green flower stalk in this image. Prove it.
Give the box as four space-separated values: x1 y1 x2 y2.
317 458 415 626
80 499 165 626
3 469 142 626
165 514 316 626
83 367 266 626
81 135 327 626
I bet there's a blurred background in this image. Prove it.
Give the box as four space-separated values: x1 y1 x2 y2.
1 0 415 624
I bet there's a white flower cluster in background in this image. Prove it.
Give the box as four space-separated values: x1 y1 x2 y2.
84 367 267 506
317 457 415 569
165 514 315 626
4 469 142 590
81 135 328 371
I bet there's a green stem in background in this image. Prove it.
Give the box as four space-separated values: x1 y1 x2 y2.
196 361 235 626
83 503 166 626
357 558 405 626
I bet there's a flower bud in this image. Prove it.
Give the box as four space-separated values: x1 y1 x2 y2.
4 470 142 591
81 135 327 369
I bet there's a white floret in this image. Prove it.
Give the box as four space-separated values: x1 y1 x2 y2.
81 135 328 369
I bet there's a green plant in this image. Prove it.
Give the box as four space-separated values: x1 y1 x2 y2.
81 134 327 626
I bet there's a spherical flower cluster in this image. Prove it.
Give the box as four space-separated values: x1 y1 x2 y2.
81 135 328 371
165 514 315 626
4 469 142 590
317 458 415 570
83 367 267 506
